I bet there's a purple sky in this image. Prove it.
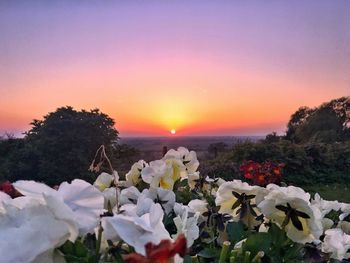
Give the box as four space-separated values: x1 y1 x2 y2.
1 1 349 136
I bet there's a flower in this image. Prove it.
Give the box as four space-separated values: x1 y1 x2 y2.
172 207 200 248
102 202 170 255
94 172 115 191
119 186 141 205
176 147 199 174
240 161 284 186
141 188 176 215
141 160 176 190
188 199 208 215
215 180 265 228
14 179 105 235
0 195 78 263
322 228 350 260
124 234 187 263
311 193 341 216
258 185 322 244
126 160 148 186
102 187 117 210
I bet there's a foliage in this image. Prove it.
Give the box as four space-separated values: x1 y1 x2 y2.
286 97 350 143
0 106 122 185
213 139 350 186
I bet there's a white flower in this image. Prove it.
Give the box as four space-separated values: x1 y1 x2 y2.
140 187 176 214
102 187 117 210
322 228 350 260
94 172 115 191
311 193 341 216
339 203 350 235
176 147 200 174
141 160 177 190
14 179 105 235
0 191 11 211
125 160 148 186
215 180 265 228
266 184 311 202
188 199 208 215
0 195 78 263
172 207 200 247
258 185 323 244
119 186 141 205
101 203 170 255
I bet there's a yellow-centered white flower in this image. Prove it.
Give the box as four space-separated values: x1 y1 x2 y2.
258 185 323 244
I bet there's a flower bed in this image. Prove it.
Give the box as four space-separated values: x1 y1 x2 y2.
0 147 350 263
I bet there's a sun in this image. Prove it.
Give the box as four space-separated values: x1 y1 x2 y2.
170 129 176 135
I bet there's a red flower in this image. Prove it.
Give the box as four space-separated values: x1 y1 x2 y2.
124 234 187 263
240 161 284 186
0 181 21 198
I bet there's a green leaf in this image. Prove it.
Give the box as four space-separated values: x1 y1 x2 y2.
226 221 247 244
242 232 272 256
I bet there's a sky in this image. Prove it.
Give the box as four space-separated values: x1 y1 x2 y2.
0 1 349 137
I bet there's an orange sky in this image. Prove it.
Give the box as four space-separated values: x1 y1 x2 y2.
1 1 349 137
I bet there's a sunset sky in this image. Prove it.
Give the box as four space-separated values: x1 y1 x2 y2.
1 1 349 137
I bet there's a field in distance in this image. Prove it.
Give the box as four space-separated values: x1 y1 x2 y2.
119 136 263 161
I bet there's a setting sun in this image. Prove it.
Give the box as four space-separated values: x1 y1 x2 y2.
170 129 176 135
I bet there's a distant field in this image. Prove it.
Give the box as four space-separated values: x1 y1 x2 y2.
119 136 263 161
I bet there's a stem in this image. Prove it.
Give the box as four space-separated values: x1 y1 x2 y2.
95 224 103 263
219 241 231 263
243 251 251 263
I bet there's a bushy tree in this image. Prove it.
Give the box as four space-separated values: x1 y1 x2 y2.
1 106 119 185
286 97 350 143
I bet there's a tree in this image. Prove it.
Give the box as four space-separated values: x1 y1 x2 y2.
13 106 119 185
285 96 350 143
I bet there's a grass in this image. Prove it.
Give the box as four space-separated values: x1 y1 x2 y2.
303 183 350 202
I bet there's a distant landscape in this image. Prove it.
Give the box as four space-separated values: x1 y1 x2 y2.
119 136 263 161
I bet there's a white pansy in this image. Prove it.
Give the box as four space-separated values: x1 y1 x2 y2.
14 179 105 235
102 187 117 210
215 180 264 228
266 184 311 202
339 203 350 235
0 191 11 211
164 158 187 182
172 207 200 247
322 228 350 260
258 185 323 244
174 202 190 217
13 180 57 198
188 199 208 215
141 160 176 190
176 147 200 174
101 203 170 255
120 190 154 217
58 180 106 235
140 187 176 214
164 147 199 174
119 186 141 205
94 172 114 191
125 160 148 186
311 193 341 216
0 195 78 263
